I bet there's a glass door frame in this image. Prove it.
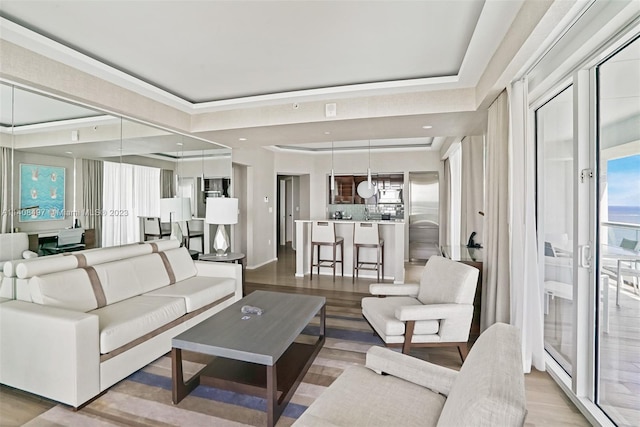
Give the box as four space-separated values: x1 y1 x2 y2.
531 24 640 427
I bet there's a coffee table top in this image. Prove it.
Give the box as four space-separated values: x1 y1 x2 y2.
172 290 325 366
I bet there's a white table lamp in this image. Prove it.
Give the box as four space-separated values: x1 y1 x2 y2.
160 197 192 242
205 197 238 255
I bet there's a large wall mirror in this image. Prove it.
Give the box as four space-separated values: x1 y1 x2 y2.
0 82 230 257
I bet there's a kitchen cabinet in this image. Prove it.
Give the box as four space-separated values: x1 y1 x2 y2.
329 174 403 205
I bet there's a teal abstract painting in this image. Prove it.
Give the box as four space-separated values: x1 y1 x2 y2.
19 163 65 222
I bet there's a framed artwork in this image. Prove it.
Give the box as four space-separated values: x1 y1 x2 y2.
19 163 65 222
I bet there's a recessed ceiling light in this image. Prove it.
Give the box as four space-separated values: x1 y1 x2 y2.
324 131 331 135
65 151 73 154
176 142 183 146
239 137 247 141
422 125 432 129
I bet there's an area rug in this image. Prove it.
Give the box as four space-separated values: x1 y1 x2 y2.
24 285 382 426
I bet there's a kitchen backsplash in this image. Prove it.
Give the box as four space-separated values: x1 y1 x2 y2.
328 204 404 220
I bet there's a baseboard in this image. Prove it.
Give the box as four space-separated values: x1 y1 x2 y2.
246 258 277 270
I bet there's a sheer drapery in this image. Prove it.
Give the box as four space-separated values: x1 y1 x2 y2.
461 136 485 246
82 159 103 247
102 161 130 247
102 162 160 246
482 90 511 331
160 169 174 198
133 165 161 240
449 144 462 246
509 79 545 372
0 147 12 233
441 158 451 246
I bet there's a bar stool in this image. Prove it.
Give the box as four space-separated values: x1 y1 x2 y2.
353 222 384 282
310 221 344 281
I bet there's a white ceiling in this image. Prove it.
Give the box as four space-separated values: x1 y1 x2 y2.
0 0 526 152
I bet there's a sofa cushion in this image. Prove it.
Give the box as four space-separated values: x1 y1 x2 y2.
17 255 79 279
29 269 98 312
14 240 181 279
162 247 198 282
362 296 439 337
295 364 445 426
437 323 526 426
130 253 171 293
80 242 152 265
92 260 144 305
0 233 29 265
144 276 236 312
93 295 186 354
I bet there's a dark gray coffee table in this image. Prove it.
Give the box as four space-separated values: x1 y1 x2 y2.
171 290 326 426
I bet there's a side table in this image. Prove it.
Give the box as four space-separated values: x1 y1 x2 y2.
199 252 246 295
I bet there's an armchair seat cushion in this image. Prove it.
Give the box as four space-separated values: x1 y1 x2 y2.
295 364 445 427
362 296 439 338
93 295 186 354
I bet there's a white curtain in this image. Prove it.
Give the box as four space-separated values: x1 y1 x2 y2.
482 90 511 331
0 147 12 233
461 136 485 245
441 159 451 247
103 162 160 246
82 159 103 247
509 79 545 372
133 165 161 240
449 144 462 246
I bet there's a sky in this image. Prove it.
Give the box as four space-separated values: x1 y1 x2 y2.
608 154 640 207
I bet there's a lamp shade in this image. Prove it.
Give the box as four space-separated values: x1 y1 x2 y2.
160 197 191 222
205 197 238 225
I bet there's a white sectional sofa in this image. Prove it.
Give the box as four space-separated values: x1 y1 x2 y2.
0 239 242 408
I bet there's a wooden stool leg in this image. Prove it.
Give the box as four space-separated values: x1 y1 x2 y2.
352 246 356 283
377 245 381 282
340 241 344 277
310 243 314 280
332 244 336 282
381 243 384 282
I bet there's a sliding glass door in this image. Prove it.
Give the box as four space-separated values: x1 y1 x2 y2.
596 36 640 427
535 33 639 426
536 86 576 375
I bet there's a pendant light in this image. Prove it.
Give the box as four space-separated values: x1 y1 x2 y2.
330 141 335 191
367 139 372 189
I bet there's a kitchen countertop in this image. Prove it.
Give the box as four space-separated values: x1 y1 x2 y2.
295 219 404 224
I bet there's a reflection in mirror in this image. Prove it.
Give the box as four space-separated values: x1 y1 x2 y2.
0 83 231 260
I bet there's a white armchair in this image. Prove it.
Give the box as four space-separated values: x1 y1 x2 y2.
293 323 526 427
362 255 479 361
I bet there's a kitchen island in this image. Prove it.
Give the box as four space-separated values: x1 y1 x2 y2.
295 219 405 283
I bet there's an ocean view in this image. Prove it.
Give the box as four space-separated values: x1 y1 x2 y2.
609 205 640 225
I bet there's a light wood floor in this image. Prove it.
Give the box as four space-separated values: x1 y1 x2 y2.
0 245 591 426
246 245 591 427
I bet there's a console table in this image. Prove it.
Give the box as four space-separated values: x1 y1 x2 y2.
28 228 96 253
441 245 483 340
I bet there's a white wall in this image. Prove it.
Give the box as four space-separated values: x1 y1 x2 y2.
232 147 276 268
